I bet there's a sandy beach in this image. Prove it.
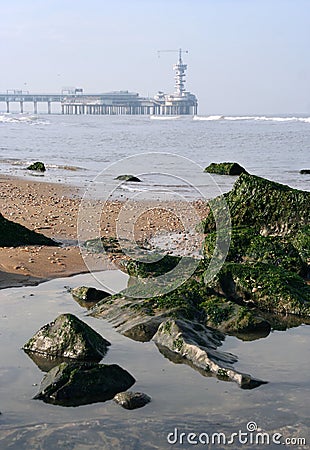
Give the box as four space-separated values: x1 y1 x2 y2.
0 175 209 289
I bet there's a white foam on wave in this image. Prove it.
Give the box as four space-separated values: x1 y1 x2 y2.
0 114 49 125
194 115 310 123
150 115 181 120
193 115 223 121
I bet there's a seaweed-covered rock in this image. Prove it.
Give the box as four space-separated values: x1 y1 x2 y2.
212 262 310 317
89 274 208 342
23 313 110 361
153 319 266 389
292 225 310 268
204 162 247 176
71 286 110 304
0 212 56 247
204 226 307 276
26 161 46 172
200 295 271 334
201 173 310 236
115 174 141 182
113 391 151 410
300 169 310 174
34 362 135 406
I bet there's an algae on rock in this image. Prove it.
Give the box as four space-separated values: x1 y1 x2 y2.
23 313 110 361
204 162 247 176
201 173 310 236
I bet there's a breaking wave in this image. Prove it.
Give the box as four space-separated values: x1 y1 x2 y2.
0 114 50 125
193 115 310 123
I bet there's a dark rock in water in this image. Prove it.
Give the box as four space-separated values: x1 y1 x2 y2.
300 169 310 174
90 275 207 342
200 294 271 335
200 173 310 236
26 161 46 172
115 174 141 182
153 319 266 389
23 313 110 361
113 391 151 410
34 362 135 406
204 162 248 176
71 286 110 307
0 212 56 247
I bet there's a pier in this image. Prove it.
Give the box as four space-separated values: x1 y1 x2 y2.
0 50 198 115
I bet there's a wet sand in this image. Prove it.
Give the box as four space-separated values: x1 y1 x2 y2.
0 175 209 289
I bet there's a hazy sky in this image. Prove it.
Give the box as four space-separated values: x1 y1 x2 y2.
1 0 309 114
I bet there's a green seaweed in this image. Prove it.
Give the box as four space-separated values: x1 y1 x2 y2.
204 162 247 176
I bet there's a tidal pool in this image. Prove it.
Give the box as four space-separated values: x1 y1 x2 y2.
0 271 309 449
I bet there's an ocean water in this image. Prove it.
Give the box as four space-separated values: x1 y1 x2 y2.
0 113 309 200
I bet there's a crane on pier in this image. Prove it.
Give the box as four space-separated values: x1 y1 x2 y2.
157 48 189 96
157 48 188 63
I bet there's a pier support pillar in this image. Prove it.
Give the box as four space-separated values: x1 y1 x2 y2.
6 101 10 113
34 102 38 114
47 102 51 114
20 101 24 114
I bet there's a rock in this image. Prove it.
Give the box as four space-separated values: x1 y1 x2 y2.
26 161 46 172
34 362 135 406
200 173 310 236
23 313 110 361
71 286 110 308
90 276 207 342
204 162 248 176
292 225 310 271
113 391 151 410
204 226 307 276
115 174 141 182
212 262 310 317
83 236 132 254
300 169 310 174
0 213 56 247
153 319 266 389
200 295 271 335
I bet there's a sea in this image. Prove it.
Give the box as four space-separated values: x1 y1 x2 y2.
0 113 310 449
0 113 309 201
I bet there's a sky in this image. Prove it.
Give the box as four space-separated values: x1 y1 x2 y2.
1 0 309 114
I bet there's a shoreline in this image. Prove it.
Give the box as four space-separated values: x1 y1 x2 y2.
0 174 209 289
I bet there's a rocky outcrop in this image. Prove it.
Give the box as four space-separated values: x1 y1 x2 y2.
204 162 247 176
200 295 271 334
153 319 266 389
26 161 46 172
212 262 310 317
0 212 56 247
34 362 135 406
113 391 151 410
201 173 310 235
204 226 308 277
23 313 110 361
71 286 110 308
300 169 310 174
115 175 141 182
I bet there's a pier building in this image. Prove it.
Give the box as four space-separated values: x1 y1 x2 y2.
0 50 197 115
